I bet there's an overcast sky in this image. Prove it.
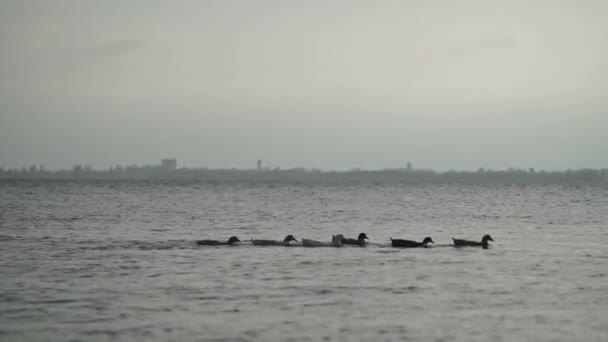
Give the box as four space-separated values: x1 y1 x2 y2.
1 0 607 171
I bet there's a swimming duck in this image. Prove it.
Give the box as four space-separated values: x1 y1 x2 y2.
452 234 494 248
302 234 346 247
252 235 298 246
196 236 240 246
391 237 434 248
342 233 369 246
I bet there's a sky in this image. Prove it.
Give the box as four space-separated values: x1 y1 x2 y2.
1 0 607 171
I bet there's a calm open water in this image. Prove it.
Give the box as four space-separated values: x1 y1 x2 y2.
1 181 607 341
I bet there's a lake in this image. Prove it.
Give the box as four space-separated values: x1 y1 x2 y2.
1 181 607 341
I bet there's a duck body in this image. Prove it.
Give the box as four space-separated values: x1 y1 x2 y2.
302 234 346 247
452 234 494 248
252 235 298 246
342 233 369 246
301 239 327 247
196 236 240 246
391 237 434 248
251 240 285 246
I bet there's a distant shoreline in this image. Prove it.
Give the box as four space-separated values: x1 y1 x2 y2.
1 167 607 185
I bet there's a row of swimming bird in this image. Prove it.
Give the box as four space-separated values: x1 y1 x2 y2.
196 233 494 248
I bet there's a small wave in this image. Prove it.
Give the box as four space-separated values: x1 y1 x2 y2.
194 296 220 301
26 298 79 305
82 329 120 337
59 317 115 324
66 239 195 251
373 249 400 254
0 235 17 241
49 215 83 222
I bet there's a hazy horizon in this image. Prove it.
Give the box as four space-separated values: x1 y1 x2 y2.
1 1 607 171
2 159 608 173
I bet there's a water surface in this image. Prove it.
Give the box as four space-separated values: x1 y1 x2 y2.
1 181 607 341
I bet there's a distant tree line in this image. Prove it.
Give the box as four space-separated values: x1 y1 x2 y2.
1 164 607 185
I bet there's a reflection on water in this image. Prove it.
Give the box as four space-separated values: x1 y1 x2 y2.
1 181 607 341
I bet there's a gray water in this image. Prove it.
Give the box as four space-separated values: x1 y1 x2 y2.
1 181 607 341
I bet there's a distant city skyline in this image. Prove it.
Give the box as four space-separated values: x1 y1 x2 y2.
2 157 606 186
0 157 605 173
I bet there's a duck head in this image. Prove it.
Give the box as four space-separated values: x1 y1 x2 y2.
422 237 434 245
482 234 494 243
227 236 241 245
283 235 298 243
358 233 369 241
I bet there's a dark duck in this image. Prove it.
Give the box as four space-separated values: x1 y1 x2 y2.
252 235 298 246
452 234 494 248
391 237 434 248
342 233 369 246
196 236 240 246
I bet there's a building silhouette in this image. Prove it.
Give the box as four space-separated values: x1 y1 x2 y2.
161 158 177 170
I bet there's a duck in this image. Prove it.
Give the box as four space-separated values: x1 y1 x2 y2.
302 234 346 247
391 237 434 248
452 234 494 248
342 233 369 246
196 236 240 246
252 235 298 246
